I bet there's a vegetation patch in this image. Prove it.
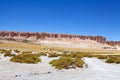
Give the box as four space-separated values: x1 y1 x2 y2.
106 57 120 64
49 57 84 70
48 53 61 57
14 50 20 53
0 49 15 57
22 51 32 54
38 52 47 56
97 55 108 59
10 53 41 64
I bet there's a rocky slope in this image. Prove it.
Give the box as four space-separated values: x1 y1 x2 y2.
0 31 120 48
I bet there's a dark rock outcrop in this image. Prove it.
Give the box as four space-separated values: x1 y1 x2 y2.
106 41 120 46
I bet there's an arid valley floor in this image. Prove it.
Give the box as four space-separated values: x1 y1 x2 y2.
0 37 120 80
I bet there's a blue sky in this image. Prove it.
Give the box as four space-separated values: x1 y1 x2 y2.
0 0 120 41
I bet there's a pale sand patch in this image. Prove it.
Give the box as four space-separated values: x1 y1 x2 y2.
0 54 120 80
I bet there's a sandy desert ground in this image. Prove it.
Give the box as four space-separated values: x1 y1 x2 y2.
0 40 120 80
0 54 120 80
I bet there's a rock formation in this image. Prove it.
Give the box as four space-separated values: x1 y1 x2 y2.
106 41 120 46
0 31 119 46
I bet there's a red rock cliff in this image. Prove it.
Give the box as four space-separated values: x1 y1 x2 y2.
0 31 119 46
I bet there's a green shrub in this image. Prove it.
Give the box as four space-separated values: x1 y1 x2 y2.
4 52 15 57
115 57 120 63
1 49 15 57
38 52 47 56
106 57 115 63
71 53 84 58
48 53 61 57
74 58 84 68
22 51 32 54
106 57 120 63
49 57 84 70
60 53 85 58
60 54 70 57
10 53 41 64
0 49 2 53
14 50 20 53
88 55 94 58
97 55 107 59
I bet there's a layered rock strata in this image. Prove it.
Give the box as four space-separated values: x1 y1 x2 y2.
0 31 119 46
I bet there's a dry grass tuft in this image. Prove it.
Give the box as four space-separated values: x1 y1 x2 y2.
49 57 84 70
10 53 41 64
106 57 120 64
0 49 15 57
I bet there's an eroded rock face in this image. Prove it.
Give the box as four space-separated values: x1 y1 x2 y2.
106 41 120 46
0 31 119 46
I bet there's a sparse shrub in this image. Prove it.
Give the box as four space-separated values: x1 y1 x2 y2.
22 51 32 54
48 53 61 57
38 52 47 56
60 53 70 57
115 57 120 64
97 55 107 59
4 52 15 57
86 55 96 58
61 53 84 58
0 49 2 52
106 57 120 63
72 53 84 58
1 49 15 57
14 50 20 53
74 58 84 68
10 53 41 64
106 57 115 63
49 57 84 70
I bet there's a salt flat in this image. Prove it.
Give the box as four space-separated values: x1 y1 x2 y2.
0 54 120 80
